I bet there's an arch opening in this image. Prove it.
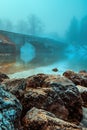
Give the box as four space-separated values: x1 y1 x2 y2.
20 42 36 63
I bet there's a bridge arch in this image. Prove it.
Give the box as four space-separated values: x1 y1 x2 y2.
20 42 36 63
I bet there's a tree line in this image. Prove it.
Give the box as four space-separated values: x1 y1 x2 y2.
66 15 87 46
0 14 44 36
0 14 87 45
66 15 87 69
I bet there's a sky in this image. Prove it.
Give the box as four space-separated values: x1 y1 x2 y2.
0 0 87 36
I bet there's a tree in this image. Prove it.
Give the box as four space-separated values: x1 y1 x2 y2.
80 15 87 44
0 19 5 30
4 20 13 31
16 20 28 34
66 16 79 44
27 14 44 35
0 19 13 32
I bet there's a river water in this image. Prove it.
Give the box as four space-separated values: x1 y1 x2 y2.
0 43 87 75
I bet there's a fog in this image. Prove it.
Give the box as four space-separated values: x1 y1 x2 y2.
0 0 87 73
0 0 87 36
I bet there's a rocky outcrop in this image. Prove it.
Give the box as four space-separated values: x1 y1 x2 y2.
1 72 87 129
23 107 81 130
0 85 22 130
3 74 83 125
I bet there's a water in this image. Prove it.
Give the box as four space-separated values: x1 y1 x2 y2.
0 42 87 75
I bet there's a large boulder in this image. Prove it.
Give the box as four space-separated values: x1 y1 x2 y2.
42 74 82 124
3 74 83 125
0 85 22 130
63 70 87 87
22 107 82 130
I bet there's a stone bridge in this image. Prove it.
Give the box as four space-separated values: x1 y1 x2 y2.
0 30 66 65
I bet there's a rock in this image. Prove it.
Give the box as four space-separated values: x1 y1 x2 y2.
77 85 87 107
76 85 87 127
26 74 48 89
22 86 69 120
2 78 26 100
0 72 9 83
80 107 87 128
3 74 83 124
22 107 81 130
79 71 87 78
42 75 83 124
63 70 87 87
52 68 58 72
79 70 87 74
0 85 22 130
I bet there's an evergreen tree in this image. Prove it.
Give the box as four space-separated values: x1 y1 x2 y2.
80 15 87 44
66 16 79 44
27 14 44 36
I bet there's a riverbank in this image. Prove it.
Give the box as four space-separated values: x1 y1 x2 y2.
8 61 68 79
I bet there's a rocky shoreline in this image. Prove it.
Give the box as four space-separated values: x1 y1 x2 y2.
0 70 87 130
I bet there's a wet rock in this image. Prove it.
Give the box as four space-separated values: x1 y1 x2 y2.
22 87 69 120
0 72 9 83
79 71 87 78
22 107 81 130
3 74 83 124
79 70 87 74
26 74 48 88
2 78 26 100
77 85 87 107
42 75 83 124
0 85 22 130
63 70 87 87
76 85 87 127
52 68 58 72
80 107 87 128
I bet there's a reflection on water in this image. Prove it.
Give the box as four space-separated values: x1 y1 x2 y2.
0 44 87 74
0 48 67 74
20 42 36 63
0 54 16 74
0 54 16 64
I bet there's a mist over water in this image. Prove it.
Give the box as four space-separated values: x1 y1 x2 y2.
0 2 87 129
0 0 87 74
